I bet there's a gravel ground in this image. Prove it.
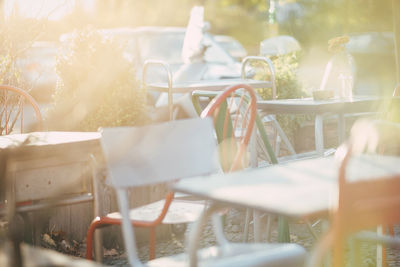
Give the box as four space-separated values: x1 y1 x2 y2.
97 208 400 267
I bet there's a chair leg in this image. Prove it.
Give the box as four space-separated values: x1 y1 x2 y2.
94 228 103 262
382 245 387 267
265 215 272 242
388 224 395 236
149 227 156 260
86 218 104 260
242 208 252 242
253 210 262 242
377 225 384 267
306 219 320 240
383 224 395 267
349 236 362 267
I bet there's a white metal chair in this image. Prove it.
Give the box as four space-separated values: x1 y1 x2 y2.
97 117 306 266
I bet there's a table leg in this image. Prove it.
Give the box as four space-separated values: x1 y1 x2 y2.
278 216 290 243
337 113 345 145
265 215 272 242
376 225 383 267
250 124 262 243
91 157 104 262
271 117 297 156
253 210 262 242
315 115 324 156
250 125 258 168
168 85 173 120
242 209 251 242
188 204 220 267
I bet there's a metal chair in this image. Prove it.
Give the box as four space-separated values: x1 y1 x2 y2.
199 84 258 172
92 116 306 266
0 85 43 135
308 119 400 267
192 88 320 243
86 83 259 261
85 126 209 261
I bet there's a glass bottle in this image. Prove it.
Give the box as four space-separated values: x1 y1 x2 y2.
333 51 354 100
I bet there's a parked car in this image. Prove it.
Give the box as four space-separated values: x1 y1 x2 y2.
214 35 247 61
260 35 301 56
345 32 396 95
60 26 242 105
16 41 58 102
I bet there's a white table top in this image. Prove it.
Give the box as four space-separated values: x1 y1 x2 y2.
256 96 395 114
0 131 102 163
146 78 272 93
0 131 101 149
172 155 400 219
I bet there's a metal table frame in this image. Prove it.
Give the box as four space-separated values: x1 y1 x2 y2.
172 154 400 250
142 56 277 120
257 96 396 156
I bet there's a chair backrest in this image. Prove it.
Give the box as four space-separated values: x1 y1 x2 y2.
310 119 400 267
100 117 219 188
100 117 218 266
200 84 257 172
0 85 43 135
337 146 400 235
192 90 278 165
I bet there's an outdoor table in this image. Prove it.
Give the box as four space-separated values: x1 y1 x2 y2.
0 131 102 210
147 78 273 120
143 56 276 120
172 154 400 245
257 96 398 156
0 131 102 242
146 78 272 94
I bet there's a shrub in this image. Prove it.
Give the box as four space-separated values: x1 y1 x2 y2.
0 17 39 88
47 28 147 131
255 52 310 145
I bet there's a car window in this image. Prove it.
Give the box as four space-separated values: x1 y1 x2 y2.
203 35 236 64
137 33 185 64
136 31 236 65
108 34 139 63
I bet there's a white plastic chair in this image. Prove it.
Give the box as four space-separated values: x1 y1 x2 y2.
98 117 306 266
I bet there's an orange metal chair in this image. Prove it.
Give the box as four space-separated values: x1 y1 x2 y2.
309 121 400 267
0 85 43 134
85 84 257 261
200 83 257 172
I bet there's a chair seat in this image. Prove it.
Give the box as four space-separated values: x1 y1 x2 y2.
106 198 206 224
147 243 306 267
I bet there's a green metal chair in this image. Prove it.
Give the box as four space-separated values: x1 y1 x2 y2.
192 89 326 243
192 89 293 243
192 90 278 166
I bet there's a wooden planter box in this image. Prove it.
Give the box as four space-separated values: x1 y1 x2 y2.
0 132 170 245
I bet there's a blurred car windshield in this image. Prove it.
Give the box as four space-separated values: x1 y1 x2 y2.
214 35 247 60
60 27 239 78
137 32 184 64
202 35 236 64
134 28 236 65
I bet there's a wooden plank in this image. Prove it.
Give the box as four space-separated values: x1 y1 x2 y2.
13 161 89 202
1 131 174 243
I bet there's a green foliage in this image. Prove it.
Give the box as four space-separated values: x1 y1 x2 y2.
47 28 147 131
278 0 393 46
255 52 310 143
0 18 37 88
385 99 400 123
256 52 307 100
